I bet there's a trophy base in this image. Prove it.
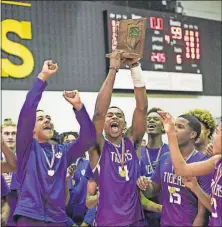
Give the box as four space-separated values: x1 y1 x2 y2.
105 52 140 59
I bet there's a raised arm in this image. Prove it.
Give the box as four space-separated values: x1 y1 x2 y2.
62 91 96 165
16 61 58 179
89 50 123 168
127 62 148 147
158 112 221 177
1 135 16 173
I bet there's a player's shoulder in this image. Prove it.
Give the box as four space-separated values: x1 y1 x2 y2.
160 151 170 161
193 150 209 161
163 143 169 150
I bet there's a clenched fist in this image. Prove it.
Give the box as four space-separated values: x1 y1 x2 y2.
63 90 83 110
38 60 59 81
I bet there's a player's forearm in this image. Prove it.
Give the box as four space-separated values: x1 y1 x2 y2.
141 192 162 213
193 201 207 227
192 185 211 212
192 216 205 227
131 64 147 112
142 184 158 198
94 69 116 117
130 65 148 143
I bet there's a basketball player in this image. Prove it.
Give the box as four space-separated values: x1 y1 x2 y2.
186 108 216 155
88 50 147 226
137 114 213 227
140 107 169 227
186 108 216 225
13 60 96 226
157 112 222 227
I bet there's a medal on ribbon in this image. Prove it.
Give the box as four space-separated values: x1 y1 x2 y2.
146 145 163 173
169 186 176 194
114 139 127 178
41 144 56 177
119 169 126 178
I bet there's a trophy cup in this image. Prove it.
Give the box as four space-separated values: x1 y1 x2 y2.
106 18 147 59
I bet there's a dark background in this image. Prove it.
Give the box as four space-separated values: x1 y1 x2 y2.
1 1 221 95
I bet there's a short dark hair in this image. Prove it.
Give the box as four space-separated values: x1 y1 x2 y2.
178 114 201 139
108 106 125 118
36 109 44 113
147 107 165 133
147 107 164 116
60 131 79 143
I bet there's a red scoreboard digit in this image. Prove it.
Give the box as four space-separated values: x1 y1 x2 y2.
150 17 164 30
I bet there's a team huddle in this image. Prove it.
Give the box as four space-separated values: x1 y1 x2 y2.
1 50 222 227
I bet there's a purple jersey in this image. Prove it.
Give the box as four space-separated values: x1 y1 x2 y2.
140 144 169 178
152 151 212 227
140 144 169 223
95 138 144 226
209 159 222 227
14 78 96 223
7 172 20 227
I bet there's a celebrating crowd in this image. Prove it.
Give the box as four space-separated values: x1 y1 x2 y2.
1 50 221 227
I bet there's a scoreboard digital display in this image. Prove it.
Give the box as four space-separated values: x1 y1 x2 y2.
104 10 203 92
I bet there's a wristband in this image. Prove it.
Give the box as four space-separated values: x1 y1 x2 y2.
130 64 145 87
130 62 140 68
109 66 119 72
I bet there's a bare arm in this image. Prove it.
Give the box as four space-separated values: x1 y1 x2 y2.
90 50 122 168
192 201 207 226
192 185 212 212
140 192 162 213
128 65 148 147
1 139 16 173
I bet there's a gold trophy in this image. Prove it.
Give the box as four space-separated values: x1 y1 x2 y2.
106 18 147 59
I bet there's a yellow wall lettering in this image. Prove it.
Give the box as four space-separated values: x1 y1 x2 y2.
1 19 34 78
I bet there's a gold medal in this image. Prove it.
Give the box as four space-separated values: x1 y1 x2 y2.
169 186 176 194
120 169 126 178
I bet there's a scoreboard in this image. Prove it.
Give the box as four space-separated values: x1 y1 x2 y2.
104 10 203 92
